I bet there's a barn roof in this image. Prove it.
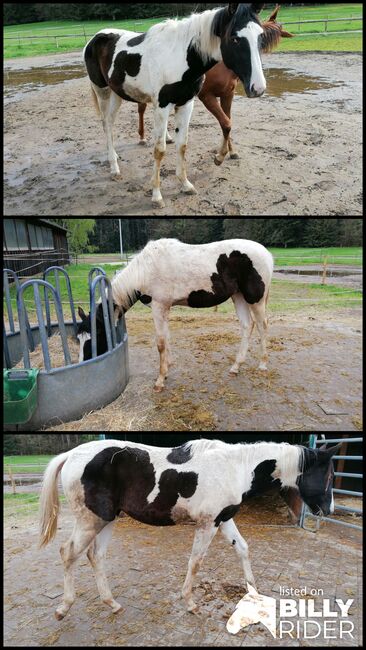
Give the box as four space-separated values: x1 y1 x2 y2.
34 219 68 232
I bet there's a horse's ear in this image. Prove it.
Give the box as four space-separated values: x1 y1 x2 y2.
268 4 280 22
318 443 342 463
228 4 239 16
280 28 295 38
78 306 87 320
251 3 265 14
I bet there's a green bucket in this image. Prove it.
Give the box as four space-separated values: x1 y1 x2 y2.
3 369 39 425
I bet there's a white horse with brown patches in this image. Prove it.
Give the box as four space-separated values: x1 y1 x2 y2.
77 238 274 391
39 438 339 620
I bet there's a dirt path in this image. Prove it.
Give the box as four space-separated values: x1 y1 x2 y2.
4 496 362 646
4 51 362 216
44 308 362 432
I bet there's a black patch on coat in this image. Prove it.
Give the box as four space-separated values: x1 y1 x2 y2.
242 459 280 500
215 503 241 527
127 32 146 47
108 51 142 102
158 42 218 108
139 294 152 305
81 446 198 526
84 32 120 88
187 250 265 308
167 444 193 464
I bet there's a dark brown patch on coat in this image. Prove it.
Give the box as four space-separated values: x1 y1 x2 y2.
167 444 193 464
81 447 198 526
84 32 120 88
188 250 266 308
127 32 146 47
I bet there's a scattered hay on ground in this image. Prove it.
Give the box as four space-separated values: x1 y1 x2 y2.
15 332 79 370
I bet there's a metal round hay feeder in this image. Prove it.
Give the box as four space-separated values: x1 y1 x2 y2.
3 267 129 431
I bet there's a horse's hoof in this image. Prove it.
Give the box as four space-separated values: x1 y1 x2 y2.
214 155 224 166
153 385 164 393
229 371 238 378
112 603 123 615
111 173 122 181
230 153 240 160
166 138 174 144
139 139 147 146
258 363 268 371
181 185 198 196
55 610 66 621
152 199 165 209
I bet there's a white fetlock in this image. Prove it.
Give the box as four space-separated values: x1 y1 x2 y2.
181 180 197 195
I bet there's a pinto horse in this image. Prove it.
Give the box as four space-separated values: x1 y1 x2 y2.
84 3 268 208
39 438 339 619
137 6 294 166
77 238 274 391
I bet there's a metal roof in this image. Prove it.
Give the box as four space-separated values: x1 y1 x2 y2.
35 219 68 232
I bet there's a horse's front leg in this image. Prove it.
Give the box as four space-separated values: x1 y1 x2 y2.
220 93 239 160
220 519 257 589
151 301 171 392
199 92 231 166
174 100 197 195
182 523 218 613
151 105 171 208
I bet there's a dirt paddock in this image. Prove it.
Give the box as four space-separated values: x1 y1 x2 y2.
44 307 362 432
4 51 362 216
4 494 362 646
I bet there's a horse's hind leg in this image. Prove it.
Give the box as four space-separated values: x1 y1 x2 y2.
56 516 106 620
87 522 122 614
230 293 251 376
92 83 122 177
249 300 269 371
138 103 147 145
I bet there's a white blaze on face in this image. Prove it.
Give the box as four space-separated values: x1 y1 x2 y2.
330 490 335 514
237 22 266 95
77 332 91 363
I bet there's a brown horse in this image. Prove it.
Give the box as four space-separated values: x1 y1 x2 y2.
137 6 293 166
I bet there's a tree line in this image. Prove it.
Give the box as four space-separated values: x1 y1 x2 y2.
4 434 100 455
4 3 333 25
87 219 362 253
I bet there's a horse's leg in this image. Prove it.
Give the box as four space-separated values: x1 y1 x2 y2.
138 103 147 145
249 300 269 371
220 93 239 160
151 300 171 391
152 105 171 207
199 92 231 166
220 519 257 589
87 522 122 614
56 515 106 620
174 101 197 195
182 523 218 613
92 83 122 177
230 293 251 376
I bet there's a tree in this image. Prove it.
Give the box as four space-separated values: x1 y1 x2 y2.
66 219 96 258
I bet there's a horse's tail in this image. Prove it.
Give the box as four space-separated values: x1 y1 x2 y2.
39 451 70 548
90 84 100 116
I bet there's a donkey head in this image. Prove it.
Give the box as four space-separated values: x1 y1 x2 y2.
216 3 267 98
297 444 341 517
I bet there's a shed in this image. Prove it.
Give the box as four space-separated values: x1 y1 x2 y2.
3 219 70 278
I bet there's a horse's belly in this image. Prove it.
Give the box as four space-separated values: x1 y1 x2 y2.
123 506 176 527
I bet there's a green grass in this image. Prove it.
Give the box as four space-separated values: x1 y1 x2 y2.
269 247 362 266
4 4 363 58
4 455 53 472
4 492 66 518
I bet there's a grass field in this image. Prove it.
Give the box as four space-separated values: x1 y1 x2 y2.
4 455 54 473
4 4 363 58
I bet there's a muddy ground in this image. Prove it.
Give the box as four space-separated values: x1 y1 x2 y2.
4 51 362 216
44 307 362 432
4 494 362 646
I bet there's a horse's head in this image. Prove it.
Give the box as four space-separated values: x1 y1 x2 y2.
217 3 266 98
77 305 108 362
261 5 294 54
297 444 341 517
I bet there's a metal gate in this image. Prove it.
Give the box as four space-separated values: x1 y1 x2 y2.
300 435 363 532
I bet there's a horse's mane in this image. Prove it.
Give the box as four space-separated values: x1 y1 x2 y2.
261 5 294 53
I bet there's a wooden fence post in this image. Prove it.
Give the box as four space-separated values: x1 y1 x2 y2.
9 466 16 495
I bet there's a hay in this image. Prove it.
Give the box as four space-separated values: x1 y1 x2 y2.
15 332 80 370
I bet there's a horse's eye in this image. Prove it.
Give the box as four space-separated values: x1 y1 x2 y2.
231 37 239 44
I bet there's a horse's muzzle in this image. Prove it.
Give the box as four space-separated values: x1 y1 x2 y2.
246 84 266 98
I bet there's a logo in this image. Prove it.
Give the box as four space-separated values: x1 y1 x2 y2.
227 584 355 640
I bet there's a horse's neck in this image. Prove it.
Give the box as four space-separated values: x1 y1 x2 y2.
188 8 223 69
240 443 301 490
112 260 142 312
